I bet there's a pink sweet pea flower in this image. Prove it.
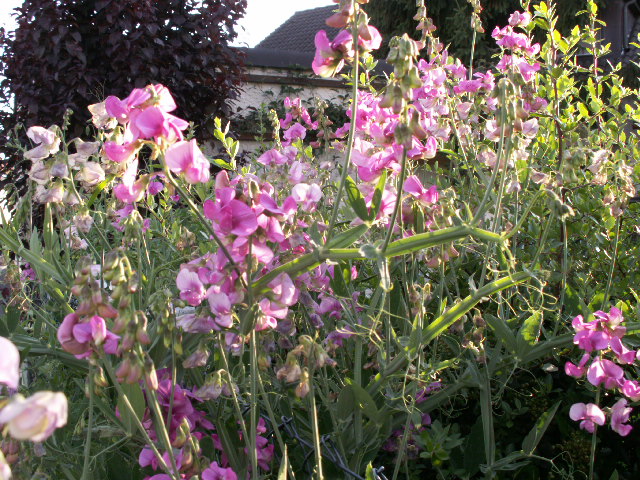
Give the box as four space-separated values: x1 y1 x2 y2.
610 337 636 364
104 141 138 164
312 30 347 77
564 353 590 378
569 402 605 433
207 291 234 329
611 398 633 436
202 461 238 480
0 337 20 390
72 315 107 346
572 315 610 352
176 268 207 307
283 123 307 142
203 190 259 238
165 139 210 184
357 24 382 51
257 148 287 166
130 107 189 142
620 379 640 401
404 175 439 205
58 313 90 356
0 391 67 442
176 314 217 333
113 159 146 203
587 357 624 389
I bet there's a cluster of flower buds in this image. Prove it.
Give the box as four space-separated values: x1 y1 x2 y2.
312 1 381 77
276 335 336 398
58 257 120 359
565 307 638 436
0 336 68 478
193 370 237 400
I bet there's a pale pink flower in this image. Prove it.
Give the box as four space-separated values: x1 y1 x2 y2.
88 101 117 129
291 183 323 211
569 402 605 433
611 398 633 436
176 269 207 306
0 391 67 442
28 160 50 185
0 337 20 390
165 139 210 184
621 380 640 401
24 126 60 161
76 161 105 187
508 11 531 27
0 456 11 480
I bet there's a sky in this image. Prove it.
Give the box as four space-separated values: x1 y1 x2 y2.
0 0 335 47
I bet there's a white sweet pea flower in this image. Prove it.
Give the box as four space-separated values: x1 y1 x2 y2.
24 126 60 161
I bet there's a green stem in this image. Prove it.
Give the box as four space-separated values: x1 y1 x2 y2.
327 8 361 240
308 378 324 480
381 148 408 252
249 330 259 479
588 387 601 480
102 358 176 479
366 271 531 395
601 217 621 309
252 225 501 294
162 166 246 287
81 368 95 480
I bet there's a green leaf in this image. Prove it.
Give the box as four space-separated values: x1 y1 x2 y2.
359 244 391 292
485 314 517 353
522 401 560 455
368 170 387 221
210 157 234 170
330 262 351 297
516 312 542 356
345 176 370 221
326 224 369 249
277 447 288 480
365 462 376 480
3 306 20 335
116 383 146 435
423 272 532 346
520 334 572 363
348 381 380 423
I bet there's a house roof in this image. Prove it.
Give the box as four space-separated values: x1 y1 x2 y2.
256 6 340 53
